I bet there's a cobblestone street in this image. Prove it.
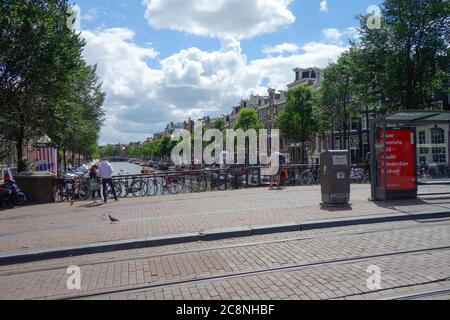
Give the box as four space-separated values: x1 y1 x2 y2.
0 219 449 300
1 184 450 253
0 184 450 300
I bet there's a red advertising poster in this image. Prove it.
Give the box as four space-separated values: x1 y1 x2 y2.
378 129 416 191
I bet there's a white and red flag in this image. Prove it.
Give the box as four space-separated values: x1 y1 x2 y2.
34 147 58 174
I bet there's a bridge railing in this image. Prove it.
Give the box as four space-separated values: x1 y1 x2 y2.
53 164 370 201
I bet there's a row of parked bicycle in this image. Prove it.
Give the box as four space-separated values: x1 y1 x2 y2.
53 165 370 202
417 164 450 181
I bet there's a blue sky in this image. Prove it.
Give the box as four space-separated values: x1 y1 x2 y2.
73 0 383 144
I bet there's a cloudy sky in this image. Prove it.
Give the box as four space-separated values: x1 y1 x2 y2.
74 0 382 144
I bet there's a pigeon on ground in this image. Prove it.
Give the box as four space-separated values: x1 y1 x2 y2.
109 215 120 223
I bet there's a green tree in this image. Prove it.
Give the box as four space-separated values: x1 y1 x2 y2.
130 135 176 161
0 0 89 171
275 86 318 163
354 0 449 110
320 51 362 151
47 63 105 169
211 118 227 132
159 135 177 160
233 108 262 131
100 145 120 157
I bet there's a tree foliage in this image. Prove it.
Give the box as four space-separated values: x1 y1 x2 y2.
0 0 105 172
210 118 227 133
234 108 262 131
128 135 176 161
275 86 321 163
320 51 362 150
99 144 121 158
353 0 449 111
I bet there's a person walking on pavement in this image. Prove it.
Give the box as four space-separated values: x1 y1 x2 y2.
98 159 118 203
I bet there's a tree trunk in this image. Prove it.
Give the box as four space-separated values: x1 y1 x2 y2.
63 148 67 172
16 136 25 173
57 148 62 177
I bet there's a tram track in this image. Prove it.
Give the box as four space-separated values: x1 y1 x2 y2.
333 280 450 300
46 245 450 300
1 220 450 278
382 286 450 300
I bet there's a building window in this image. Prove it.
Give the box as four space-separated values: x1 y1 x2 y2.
311 70 316 79
362 117 368 130
431 128 445 144
420 147 429 155
302 71 310 79
419 131 426 145
335 138 341 150
350 136 360 150
432 147 446 163
259 111 264 120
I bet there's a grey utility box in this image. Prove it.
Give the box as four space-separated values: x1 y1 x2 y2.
320 150 351 205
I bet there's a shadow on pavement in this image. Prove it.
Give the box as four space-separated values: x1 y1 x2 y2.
320 204 353 212
79 203 103 209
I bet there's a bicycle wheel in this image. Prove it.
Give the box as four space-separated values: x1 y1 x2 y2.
65 183 75 201
107 182 123 199
131 180 149 197
212 175 229 190
292 169 301 185
299 171 314 185
361 171 368 183
78 183 90 201
53 186 64 202
167 177 184 194
191 176 207 193
146 178 158 196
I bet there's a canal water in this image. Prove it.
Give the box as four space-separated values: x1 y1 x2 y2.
110 162 142 176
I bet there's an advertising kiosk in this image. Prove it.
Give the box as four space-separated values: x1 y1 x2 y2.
372 126 417 200
370 111 450 201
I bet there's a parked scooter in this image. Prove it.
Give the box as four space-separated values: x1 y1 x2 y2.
0 169 27 209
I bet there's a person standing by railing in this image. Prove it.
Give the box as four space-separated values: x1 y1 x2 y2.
269 153 285 190
98 159 118 203
89 165 101 203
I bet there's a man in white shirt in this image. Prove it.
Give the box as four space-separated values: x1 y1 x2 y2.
98 159 118 203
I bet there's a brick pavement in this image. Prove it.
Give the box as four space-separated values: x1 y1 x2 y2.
1 184 450 253
112 251 450 301
0 220 449 300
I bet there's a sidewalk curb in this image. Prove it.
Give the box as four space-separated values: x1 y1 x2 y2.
1 210 450 266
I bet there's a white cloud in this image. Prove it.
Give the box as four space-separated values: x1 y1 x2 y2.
322 27 360 44
319 1 328 13
345 27 360 40
263 43 300 56
143 0 295 39
322 28 343 42
246 42 348 89
82 28 347 144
